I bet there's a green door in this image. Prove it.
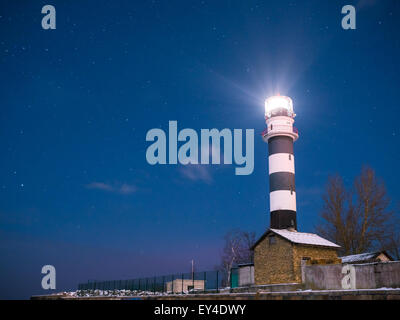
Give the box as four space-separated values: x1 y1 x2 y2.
230 268 239 288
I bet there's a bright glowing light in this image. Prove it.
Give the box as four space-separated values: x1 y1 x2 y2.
265 95 293 116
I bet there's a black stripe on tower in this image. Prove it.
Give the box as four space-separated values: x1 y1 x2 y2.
270 210 297 230
269 172 295 192
268 136 294 155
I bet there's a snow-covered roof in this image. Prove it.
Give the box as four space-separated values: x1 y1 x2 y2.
269 229 341 248
339 252 385 263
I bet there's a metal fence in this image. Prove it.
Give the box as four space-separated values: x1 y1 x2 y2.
77 270 226 294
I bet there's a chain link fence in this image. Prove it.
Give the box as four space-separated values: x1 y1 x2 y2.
77 270 226 295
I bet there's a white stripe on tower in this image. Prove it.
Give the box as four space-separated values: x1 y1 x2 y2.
270 190 297 212
268 153 295 174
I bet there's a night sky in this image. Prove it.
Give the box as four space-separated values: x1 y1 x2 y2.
1 0 399 299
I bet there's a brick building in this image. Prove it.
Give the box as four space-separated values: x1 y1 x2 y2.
251 228 340 285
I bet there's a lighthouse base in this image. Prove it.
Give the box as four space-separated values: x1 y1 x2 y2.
270 210 297 230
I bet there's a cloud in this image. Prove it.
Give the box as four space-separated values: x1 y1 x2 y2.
85 182 113 192
85 182 137 195
357 0 378 9
119 183 137 195
296 186 323 197
179 165 213 184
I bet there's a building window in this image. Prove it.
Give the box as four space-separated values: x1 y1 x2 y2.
290 185 293 195
289 154 292 160
269 236 276 245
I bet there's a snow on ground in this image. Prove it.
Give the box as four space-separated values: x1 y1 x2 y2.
53 289 198 297
53 287 400 298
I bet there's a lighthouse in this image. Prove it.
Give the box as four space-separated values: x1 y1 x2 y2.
251 95 340 286
262 95 299 230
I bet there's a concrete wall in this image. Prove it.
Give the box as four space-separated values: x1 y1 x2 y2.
238 265 254 287
32 289 400 300
149 289 400 300
230 283 303 293
293 245 338 283
304 261 400 290
303 264 343 290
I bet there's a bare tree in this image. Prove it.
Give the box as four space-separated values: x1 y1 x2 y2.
380 226 400 260
316 166 394 256
217 229 256 286
316 175 354 255
353 167 392 253
378 205 400 260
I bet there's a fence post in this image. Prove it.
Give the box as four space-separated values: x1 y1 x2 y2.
153 277 156 294
204 272 206 293
181 273 184 294
162 276 165 294
216 271 219 293
172 274 174 294
230 269 232 293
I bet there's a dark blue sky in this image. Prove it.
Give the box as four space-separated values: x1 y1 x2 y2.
0 0 399 299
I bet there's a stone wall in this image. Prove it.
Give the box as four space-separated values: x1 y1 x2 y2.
254 235 295 285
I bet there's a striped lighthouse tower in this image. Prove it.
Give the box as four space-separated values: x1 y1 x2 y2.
262 95 299 230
